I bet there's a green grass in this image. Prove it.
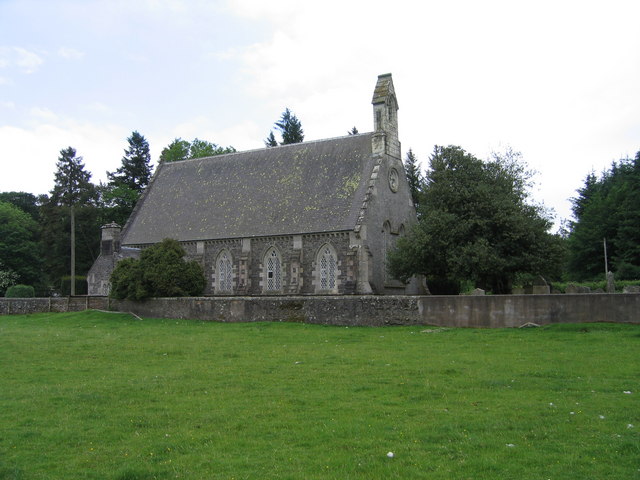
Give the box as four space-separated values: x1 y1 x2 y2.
0 312 638 479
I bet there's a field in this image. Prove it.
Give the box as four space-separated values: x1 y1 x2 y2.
0 311 638 479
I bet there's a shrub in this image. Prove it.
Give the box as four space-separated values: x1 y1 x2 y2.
5 284 35 298
110 239 205 300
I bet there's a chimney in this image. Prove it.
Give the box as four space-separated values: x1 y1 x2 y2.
100 222 121 256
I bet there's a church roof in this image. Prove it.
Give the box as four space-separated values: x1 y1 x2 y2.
121 133 374 245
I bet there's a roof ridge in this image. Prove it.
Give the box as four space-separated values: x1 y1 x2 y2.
165 132 374 165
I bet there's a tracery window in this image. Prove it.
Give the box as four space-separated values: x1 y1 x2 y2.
265 248 282 291
216 250 233 293
318 244 337 291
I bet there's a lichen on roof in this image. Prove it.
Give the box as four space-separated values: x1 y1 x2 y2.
122 133 374 244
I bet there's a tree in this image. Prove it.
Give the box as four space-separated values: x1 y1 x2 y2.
567 151 640 280
0 201 41 288
0 191 40 221
159 138 236 162
388 145 564 294
348 126 359 135
107 131 153 193
159 138 191 163
43 147 99 294
102 132 153 225
110 238 205 300
189 138 236 158
404 149 423 210
268 108 304 145
264 131 278 148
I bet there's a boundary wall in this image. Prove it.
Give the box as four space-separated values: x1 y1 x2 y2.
1 295 638 327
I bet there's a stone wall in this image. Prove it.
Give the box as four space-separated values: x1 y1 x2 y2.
0 296 109 315
110 294 639 327
1 294 638 328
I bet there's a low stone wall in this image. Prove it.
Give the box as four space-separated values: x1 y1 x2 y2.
417 294 640 328
1 294 638 327
110 296 422 326
0 296 109 315
111 294 639 327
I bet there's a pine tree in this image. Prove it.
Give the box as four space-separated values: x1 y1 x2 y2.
265 131 278 147
272 108 304 145
404 149 423 210
103 132 153 226
348 126 359 135
45 147 99 294
107 131 152 193
51 147 96 207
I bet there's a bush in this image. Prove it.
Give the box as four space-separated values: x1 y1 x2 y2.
5 284 35 298
110 239 205 300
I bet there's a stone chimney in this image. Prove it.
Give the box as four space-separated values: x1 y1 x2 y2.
371 73 400 159
100 222 121 256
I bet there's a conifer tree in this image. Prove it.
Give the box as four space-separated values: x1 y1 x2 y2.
265 131 278 147
107 131 152 193
268 108 304 145
404 149 423 210
103 131 153 226
44 147 98 294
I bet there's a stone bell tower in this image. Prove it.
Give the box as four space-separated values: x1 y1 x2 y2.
371 73 400 159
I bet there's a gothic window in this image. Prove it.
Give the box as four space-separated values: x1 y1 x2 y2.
216 250 233 293
265 248 282 291
318 244 338 292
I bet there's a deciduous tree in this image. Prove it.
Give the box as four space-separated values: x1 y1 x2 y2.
159 138 236 162
0 201 41 288
388 145 564 294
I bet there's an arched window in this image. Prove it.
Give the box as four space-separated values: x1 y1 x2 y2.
318 244 338 292
216 250 233 293
265 248 282 291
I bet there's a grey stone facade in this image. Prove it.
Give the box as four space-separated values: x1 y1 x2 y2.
88 74 422 296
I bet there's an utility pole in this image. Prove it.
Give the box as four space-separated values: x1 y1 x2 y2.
70 204 76 296
603 238 608 278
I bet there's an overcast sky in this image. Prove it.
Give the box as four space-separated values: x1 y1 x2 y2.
1 0 638 228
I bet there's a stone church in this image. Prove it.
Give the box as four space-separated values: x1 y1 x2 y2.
88 73 420 296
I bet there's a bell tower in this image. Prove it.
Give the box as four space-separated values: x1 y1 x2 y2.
371 73 400 159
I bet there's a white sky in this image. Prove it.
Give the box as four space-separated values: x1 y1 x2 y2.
1 0 638 228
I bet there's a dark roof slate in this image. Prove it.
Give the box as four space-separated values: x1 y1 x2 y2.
122 133 374 245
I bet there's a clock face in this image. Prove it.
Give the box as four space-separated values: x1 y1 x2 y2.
388 168 399 193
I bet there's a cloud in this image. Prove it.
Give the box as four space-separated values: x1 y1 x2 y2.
57 47 85 60
0 113 129 195
0 46 44 74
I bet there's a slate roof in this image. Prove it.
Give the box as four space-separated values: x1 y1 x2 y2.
121 133 375 245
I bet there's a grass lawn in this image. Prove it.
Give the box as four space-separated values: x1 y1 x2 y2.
0 311 638 479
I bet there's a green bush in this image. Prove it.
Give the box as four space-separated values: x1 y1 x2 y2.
110 239 205 300
5 284 35 298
